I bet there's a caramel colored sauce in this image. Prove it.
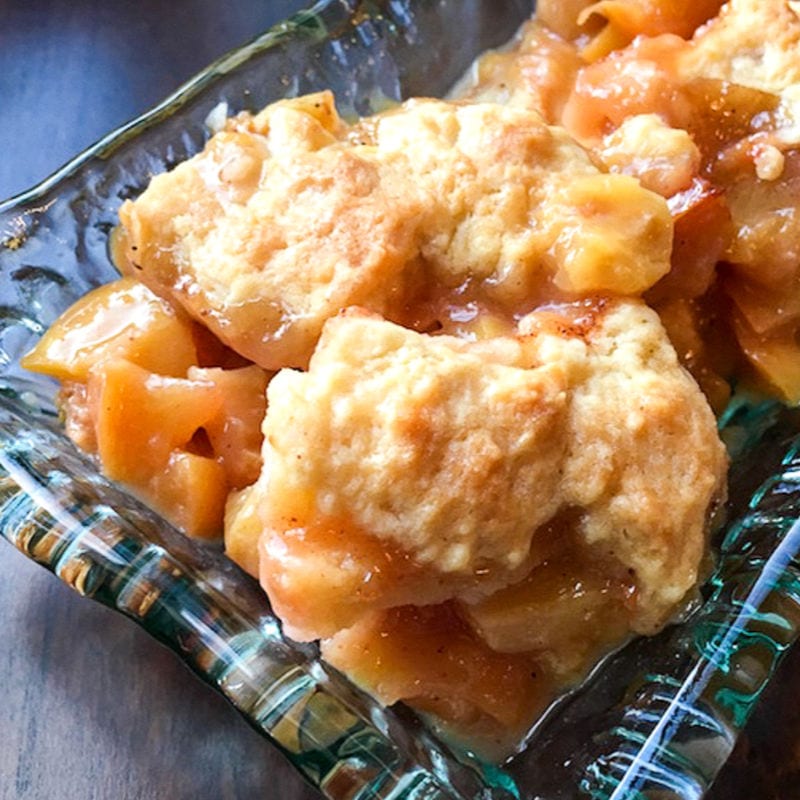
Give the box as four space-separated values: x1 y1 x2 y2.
322 529 639 761
323 602 551 763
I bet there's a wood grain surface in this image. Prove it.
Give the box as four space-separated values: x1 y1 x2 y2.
0 3 318 798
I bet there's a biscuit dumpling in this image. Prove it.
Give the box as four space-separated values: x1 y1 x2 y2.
120 93 673 370
227 300 726 643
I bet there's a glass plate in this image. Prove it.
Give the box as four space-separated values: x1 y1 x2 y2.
1 1 799 798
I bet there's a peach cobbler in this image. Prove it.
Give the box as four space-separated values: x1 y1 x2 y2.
24 0 800 760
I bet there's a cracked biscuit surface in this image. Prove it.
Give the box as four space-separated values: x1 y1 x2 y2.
230 300 727 643
120 93 673 370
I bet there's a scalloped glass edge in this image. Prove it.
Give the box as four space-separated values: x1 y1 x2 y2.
1 2 800 798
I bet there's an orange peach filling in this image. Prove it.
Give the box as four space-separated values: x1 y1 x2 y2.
258 509 639 758
24 278 268 539
323 603 551 762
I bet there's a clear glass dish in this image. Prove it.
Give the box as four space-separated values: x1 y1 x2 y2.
1 1 800 798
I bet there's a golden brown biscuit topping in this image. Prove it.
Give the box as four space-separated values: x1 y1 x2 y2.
119 93 673 369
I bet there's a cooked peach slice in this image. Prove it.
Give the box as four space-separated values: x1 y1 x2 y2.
86 358 222 484
682 79 780 164
733 315 800 404
84 359 240 537
187 365 268 489
150 451 229 540
537 0 723 53
58 381 98 453
22 277 198 381
654 297 736 414
461 543 637 679
257 515 466 642
224 485 264 577
646 177 731 304
562 35 688 143
322 603 550 761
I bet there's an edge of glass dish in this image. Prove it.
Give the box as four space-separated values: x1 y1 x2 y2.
2 2 800 798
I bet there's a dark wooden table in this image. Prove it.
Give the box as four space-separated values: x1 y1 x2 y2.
0 3 318 798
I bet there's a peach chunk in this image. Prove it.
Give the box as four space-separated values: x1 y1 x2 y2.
82 358 268 538
188 365 268 489
26 274 271 540
22 277 198 381
87 358 222 484
322 603 550 762
578 0 725 61
732 315 800 404
460 541 637 680
84 358 232 538
646 177 732 304
536 0 723 48
257 514 474 641
151 451 229 540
